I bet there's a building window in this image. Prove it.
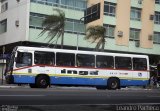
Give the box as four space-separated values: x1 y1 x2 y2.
0 0 7 2
0 19 7 34
130 28 141 41
30 0 86 11
65 19 85 34
155 0 160 4
103 24 115 38
61 0 86 10
1 1 8 13
30 13 45 28
104 2 116 16
153 32 160 44
29 12 85 34
155 12 160 25
130 7 141 21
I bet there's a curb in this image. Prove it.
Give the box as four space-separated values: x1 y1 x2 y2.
0 85 19 88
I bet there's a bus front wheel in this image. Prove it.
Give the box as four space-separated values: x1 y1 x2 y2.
36 76 49 88
108 78 120 90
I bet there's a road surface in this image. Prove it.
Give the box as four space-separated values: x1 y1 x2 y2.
0 87 159 111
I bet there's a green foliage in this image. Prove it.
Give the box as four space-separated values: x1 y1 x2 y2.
85 25 106 51
39 9 65 48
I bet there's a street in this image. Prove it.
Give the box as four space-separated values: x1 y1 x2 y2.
0 87 160 105
0 86 160 111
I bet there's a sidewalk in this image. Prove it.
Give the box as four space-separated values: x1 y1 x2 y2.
0 78 6 85
0 78 20 88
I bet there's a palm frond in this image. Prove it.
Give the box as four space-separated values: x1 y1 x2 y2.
85 25 106 51
38 8 65 48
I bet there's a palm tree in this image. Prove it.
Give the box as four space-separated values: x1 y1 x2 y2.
85 25 106 51
39 9 65 48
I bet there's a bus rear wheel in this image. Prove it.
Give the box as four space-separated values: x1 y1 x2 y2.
108 78 120 90
36 76 49 88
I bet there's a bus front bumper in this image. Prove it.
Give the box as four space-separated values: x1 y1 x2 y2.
5 75 14 84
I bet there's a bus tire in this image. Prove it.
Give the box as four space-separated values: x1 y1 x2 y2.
108 78 120 90
36 76 49 88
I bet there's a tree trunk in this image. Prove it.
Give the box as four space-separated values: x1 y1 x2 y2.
101 38 105 51
61 30 64 49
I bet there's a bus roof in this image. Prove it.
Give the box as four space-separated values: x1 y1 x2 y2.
15 46 149 58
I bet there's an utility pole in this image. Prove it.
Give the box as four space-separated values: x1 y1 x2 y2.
77 17 85 50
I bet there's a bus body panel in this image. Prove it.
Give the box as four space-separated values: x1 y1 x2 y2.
50 77 107 86
11 74 149 86
13 75 35 84
11 66 149 86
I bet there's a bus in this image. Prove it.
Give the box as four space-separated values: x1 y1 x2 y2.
5 46 150 89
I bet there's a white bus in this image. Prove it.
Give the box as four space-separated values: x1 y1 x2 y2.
5 46 150 89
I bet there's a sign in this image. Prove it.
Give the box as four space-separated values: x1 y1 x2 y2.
84 3 101 24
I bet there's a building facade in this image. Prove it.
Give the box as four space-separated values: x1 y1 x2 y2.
0 0 160 64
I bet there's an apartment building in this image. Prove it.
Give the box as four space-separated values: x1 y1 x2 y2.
0 0 160 64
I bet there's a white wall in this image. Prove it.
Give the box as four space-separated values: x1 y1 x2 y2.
0 2 1 13
0 0 30 45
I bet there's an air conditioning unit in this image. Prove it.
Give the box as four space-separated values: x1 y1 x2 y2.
117 31 123 37
150 15 154 20
15 20 19 27
135 41 140 47
138 0 143 4
148 35 153 40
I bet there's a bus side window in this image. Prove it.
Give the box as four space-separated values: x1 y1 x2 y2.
76 54 95 67
16 51 32 68
56 53 75 66
133 58 147 70
34 51 55 65
96 55 114 68
115 57 132 70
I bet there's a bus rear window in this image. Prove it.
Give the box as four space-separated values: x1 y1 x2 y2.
34 51 55 65
133 58 147 70
16 52 32 68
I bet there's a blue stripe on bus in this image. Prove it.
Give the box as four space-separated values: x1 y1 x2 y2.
14 75 35 84
50 77 107 86
120 79 149 86
51 77 149 86
13 75 149 86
